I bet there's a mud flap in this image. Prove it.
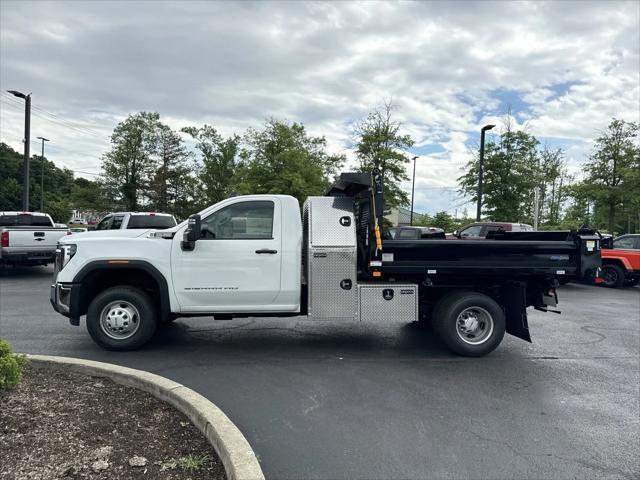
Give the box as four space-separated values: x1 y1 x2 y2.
502 282 532 342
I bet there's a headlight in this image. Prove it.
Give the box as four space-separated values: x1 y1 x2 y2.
56 244 77 271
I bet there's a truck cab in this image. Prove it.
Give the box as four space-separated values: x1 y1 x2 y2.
170 195 302 313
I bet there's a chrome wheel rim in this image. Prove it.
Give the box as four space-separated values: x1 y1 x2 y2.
455 306 494 345
100 300 141 340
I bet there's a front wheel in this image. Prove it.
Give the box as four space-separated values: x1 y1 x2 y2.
601 264 625 288
432 291 506 357
623 278 639 287
86 286 157 351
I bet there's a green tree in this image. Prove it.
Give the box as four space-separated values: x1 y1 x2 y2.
100 112 161 211
182 125 239 209
430 211 456 232
44 198 72 223
353 101 414 209
70 177 109 212
148 124 194 218
233 119 344 204
0 142 86 220
458 118 539 222
576 119 639 234
534 146 572 227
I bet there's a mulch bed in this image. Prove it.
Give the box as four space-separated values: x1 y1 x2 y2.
0 365 227 480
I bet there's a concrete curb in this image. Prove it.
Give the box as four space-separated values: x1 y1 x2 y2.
27 354 265 480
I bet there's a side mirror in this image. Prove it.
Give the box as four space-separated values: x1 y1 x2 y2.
453 230 459 238
600 236 613 249
181 214 201 251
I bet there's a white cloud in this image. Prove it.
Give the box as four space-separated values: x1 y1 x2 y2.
0 0 637 212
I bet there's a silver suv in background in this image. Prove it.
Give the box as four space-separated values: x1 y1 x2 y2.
94 212 177 231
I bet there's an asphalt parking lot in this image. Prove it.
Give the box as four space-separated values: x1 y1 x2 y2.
1 265 639 480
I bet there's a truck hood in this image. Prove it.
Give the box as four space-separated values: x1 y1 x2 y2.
62 229 152 243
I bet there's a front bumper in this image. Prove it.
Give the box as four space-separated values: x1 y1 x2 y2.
626 269 640 280
50 282 80 325
2 250 56 264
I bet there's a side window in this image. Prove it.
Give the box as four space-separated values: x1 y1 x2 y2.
110 216 124 229
461 225 483 237
95 216 112 230
613 236 636 249
481 225 498 236
398 229 419 239
201 201 274 240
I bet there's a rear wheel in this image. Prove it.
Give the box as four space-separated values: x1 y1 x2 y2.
432 291 506 357
601 264 625 288
86 286 157 351
623 278 639 287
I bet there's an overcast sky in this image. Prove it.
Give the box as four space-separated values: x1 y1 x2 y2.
1 1 638 215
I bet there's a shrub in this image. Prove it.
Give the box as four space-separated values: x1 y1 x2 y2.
0 338 28 390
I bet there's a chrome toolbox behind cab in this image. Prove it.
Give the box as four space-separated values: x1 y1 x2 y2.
358 283 418 323
304 197 357 321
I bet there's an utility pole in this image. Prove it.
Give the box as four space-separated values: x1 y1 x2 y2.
7 90 31 210
37 136 50 212
476 124 495 221
410 156 418 225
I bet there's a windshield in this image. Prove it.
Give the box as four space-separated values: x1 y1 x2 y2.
127 215 177 229
0 215 53 227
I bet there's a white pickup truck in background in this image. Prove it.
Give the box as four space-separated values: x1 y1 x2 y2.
0 212 69 267
94 212 177 231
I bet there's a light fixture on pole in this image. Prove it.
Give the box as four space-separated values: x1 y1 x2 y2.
410 155 419 226
476 124 495 221
7 90 32 210
36 136 50 212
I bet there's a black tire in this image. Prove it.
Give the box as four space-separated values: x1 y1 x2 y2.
86 286 157 351
601 264 625 288
432 291 506 357
623 278 639 287
557 277 571 285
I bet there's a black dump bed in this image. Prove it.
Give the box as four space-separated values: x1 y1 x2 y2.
381 230 601 282
325 172 602 284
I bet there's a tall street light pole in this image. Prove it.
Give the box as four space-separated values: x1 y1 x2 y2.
37 136 50 212
7 90 32 210
410 155 419 225
476 124 495 222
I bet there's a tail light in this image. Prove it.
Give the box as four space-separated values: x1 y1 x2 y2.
1 231 8 247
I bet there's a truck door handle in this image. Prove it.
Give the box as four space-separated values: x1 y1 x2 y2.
255 249 278 254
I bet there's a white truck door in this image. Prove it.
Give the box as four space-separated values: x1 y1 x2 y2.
171 198 282 312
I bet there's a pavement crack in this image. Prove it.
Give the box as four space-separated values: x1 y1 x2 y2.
302 395 320 416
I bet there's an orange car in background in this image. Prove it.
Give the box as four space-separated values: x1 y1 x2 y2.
601 234 640 288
